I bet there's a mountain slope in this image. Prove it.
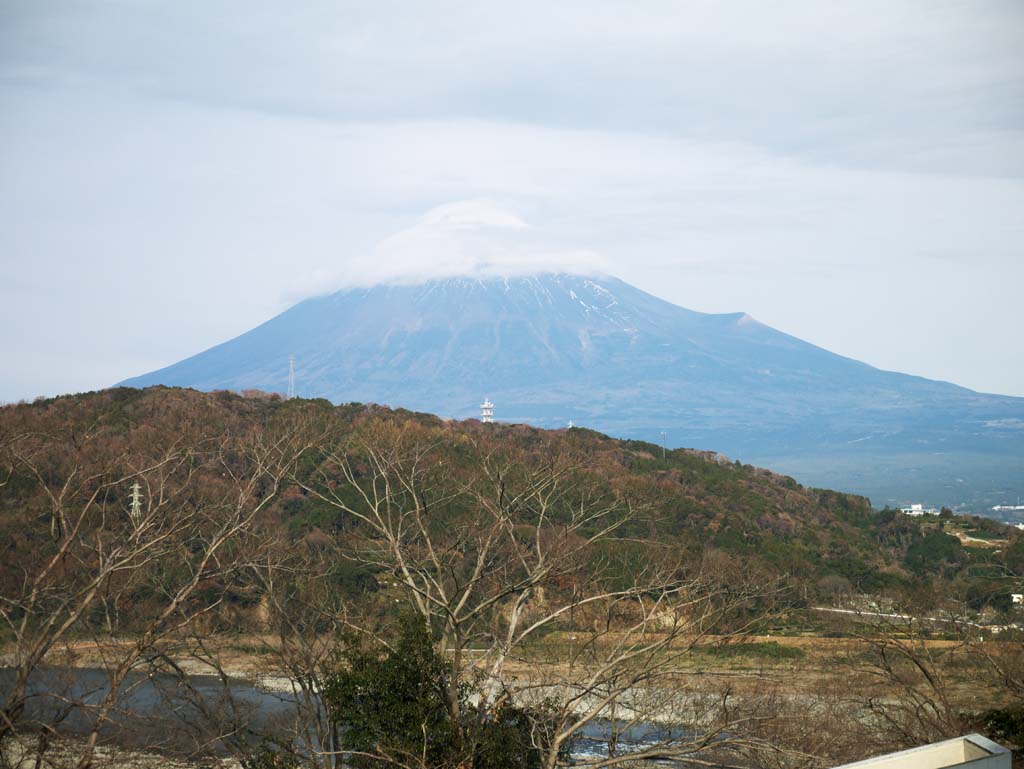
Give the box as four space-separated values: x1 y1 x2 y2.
120 274 1024 509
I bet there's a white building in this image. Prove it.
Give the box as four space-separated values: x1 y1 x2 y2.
900 503 940 517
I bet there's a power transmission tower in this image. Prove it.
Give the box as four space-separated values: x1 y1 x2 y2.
128 481 143 526
661 431 667 460
480 398 494 423
288 354 296 400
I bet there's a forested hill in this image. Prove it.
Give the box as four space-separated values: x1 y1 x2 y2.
1 386 1018 605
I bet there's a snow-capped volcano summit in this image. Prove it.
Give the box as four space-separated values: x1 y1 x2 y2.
120 272 1024 507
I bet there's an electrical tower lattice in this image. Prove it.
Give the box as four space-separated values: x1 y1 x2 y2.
128 481 143 526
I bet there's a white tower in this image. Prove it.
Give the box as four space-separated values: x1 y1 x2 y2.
480 398 494 423
287 354 296 400
128 481 143 526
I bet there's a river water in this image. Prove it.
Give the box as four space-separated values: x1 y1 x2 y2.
1 667 694 762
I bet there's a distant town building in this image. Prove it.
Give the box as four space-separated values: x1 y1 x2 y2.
900 503 940 517
480 398 494 423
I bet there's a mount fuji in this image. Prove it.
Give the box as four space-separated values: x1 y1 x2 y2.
120 273 1024 510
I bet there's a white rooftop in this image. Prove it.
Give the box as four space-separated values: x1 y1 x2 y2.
832 734 1010 769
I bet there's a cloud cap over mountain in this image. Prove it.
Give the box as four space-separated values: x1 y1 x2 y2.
342 200 609 287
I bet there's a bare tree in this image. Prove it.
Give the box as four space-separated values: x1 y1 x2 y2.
281 418 799 769
810 605 1024 764
0 416 312 769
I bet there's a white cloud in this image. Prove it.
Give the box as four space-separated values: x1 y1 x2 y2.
1 2 1023 399
340 200 607 287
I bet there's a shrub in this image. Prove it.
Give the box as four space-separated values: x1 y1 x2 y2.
322 621 568 769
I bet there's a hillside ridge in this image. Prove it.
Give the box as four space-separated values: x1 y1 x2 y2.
7 385 1015 602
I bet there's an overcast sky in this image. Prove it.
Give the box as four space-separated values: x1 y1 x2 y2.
2 1 1023 402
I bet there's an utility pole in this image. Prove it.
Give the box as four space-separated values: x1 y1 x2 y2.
661 431 667 460
287 354 296 400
